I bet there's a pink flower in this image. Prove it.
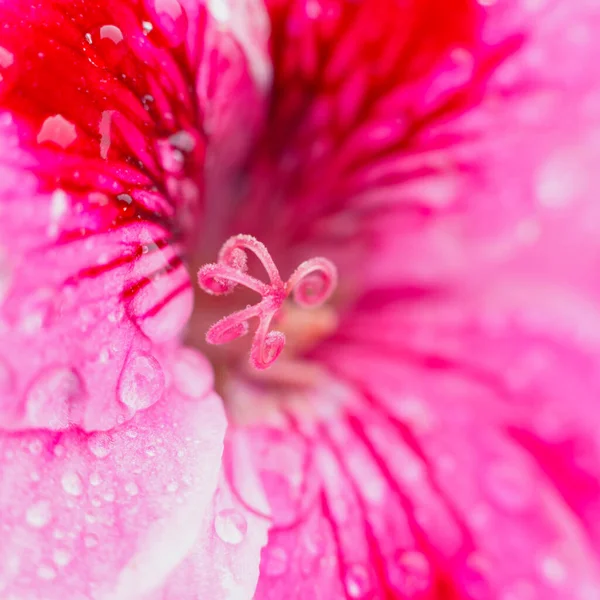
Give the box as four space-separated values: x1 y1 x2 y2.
1 0 599 598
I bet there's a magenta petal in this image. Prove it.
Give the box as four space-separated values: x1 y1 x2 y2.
215 0 600 597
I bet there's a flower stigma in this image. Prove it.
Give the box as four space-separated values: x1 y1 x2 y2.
196 234 338 370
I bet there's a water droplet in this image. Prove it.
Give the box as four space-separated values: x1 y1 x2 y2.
172 348 213 398
61 471 84 496
37 115 77 149
18 288 53 333
537 149 583 209
98 347 110 363
145 445 157 457
87 432 112 458
125 481 139 496
158 137 185 173
208 0 231 22
25 501 51 528
485 461 535 512
47 189 68 236
52 548 73 567
264 546 289 577
103 490 116 502
395 551 431 594
99 24 123 44
37 564 57 580
89 472 102 486
540 555 567 587
84 533 99 548
28 439 43 455
214 508 247 545
99 110 113 160
142 20 154 35
345 564 371 598
141 94 154 111
118 352 165 411
0 46 14 69
168 130 196 153
116 193 132 205
146 0 187 46
26 367 83 430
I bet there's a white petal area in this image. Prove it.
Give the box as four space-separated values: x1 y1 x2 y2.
0 385 230 600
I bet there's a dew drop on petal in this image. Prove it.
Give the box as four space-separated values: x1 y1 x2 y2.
125 481 139 496
345 564 372 599
87 432 112 458
25 500 51 528
214 508 247 545
146 0 187 46
118 352 165 411
61 471 84 496
540 555 567 587
28 439 43 455
37 564 57 580
264 546 289 577
26 367 83 430
0 46 14 69
99 24 124 44
37 115 77 149
207 0 231 22
89 472 102 486
103 490 116 502
49 189 68 230
99 110 113 160
484 461 535 512
394 551 431 594
84 533 99 548
536 150 583 209
169 130 196 153
52 548 73 567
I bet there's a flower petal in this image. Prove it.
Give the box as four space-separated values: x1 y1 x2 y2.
0 352 229 598
224 313 600 599
219 0 600 597
0 0 269 431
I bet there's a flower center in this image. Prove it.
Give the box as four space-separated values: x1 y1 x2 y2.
194 234 338 374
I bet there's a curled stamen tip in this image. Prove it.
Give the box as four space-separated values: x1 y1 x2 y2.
287 257 338 308
250 330 285 370
197 263 236 295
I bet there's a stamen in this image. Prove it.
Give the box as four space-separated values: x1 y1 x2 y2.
197 234 338 370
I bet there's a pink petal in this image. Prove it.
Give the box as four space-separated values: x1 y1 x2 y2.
0 0 269 431
0 353 233 598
